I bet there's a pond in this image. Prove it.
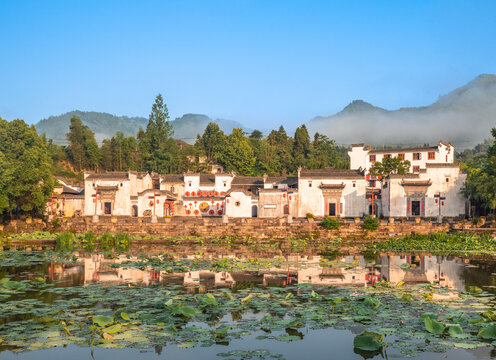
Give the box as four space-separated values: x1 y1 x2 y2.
2 242 496 359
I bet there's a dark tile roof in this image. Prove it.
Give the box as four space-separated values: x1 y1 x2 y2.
232 176 264 186
161 174 184 183
200 174 216 186
86 172 129 181
368 145 438 154
62 186 82 195
299 168 363 179
96 185 119 191
266 176 298 186
400 180 432 187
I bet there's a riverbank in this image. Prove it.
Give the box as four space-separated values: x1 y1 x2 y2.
1 216 456 240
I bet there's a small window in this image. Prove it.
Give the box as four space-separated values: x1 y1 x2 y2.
413 153 421 160
235 201 241 207
92 183 95 187
309 181 312 187
428 152 435 160
413 166 420 173
352 181 356 188
384 154 391 159
120 183 123 187
171 186 175 192
398 153 405 160
369 180 376 187
369 155 376 162
188 182 192 187
340 203 343 214
223 181 227 187
446 177 450 183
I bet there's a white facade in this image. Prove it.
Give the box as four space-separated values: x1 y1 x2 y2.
348 141 455 173
381 164 467 218
297 169 368 218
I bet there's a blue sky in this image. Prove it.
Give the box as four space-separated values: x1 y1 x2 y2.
0 1 495 129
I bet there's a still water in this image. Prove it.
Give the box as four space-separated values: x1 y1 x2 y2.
1 244 496 359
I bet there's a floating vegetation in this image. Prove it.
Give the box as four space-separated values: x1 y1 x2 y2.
1 249 496 358
368 232 496 254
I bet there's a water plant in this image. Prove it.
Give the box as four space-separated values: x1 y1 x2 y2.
363 216 380 231
320 217 342 230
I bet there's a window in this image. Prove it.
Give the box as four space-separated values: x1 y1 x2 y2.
413 153 421 160
413 166 420 173
368 180 376 187
352 181 356 188
446 177 450 183
384 154 391 159
428 152 435 160
235 201 241 207
223 181 227 187
188 182 192 187
120 183 123 187
398 153 405 160
369 155 376 162
171 186 175 192
309 181 312 187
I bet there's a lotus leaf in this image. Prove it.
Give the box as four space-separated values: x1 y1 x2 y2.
353 332 383 351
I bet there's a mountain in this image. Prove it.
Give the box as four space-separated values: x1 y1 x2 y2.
170 114 251 143
36 111 148 145
35 111 251 145
307 74 496 149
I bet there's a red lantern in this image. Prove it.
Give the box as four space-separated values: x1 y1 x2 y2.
194 209 199 215
442 201 444 206
435 199 438 203
198 192 202 197
214 191 219 196
185 191 190 197
202 191 207 197
186 209 191 215
211 200 215 204
209 191 213 197
283 193 286 198
209 210 214 215
191 191 195 196
156 199 159 204
218 210 223 215
149 200 154 206
289 196 292 200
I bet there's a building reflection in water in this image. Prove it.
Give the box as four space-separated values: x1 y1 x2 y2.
49 252 467 291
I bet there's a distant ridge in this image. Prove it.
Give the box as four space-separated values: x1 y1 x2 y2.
307 74 496 149
35 111 251 145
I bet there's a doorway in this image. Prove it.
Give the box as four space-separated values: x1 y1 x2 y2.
328 203 336 216
104 202 112 215
252 205 258 217
411 201 421 216
132 205 138 217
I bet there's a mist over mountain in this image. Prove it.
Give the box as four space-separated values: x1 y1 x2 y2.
35 111 250 145
307 74 496 149
35 74 496 149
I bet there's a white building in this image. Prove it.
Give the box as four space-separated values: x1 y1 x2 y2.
297 168 368 218
348 141 455 173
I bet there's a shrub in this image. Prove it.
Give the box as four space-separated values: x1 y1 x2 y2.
363 216 380 231
306 213 315 220
486 214 496 222
320 217 342 230
83 231 97 244
472 217 481 225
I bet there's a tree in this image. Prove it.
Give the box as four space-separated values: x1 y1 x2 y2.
195 122 226 162
66 115 100 171
463 128 496 215
369 156 411 177
308 133 343 169
249 130 263 140
293 125 311 168
218 128 255 175
0 118 54 218
139 94 179 173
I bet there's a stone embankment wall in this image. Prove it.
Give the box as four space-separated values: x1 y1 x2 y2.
0 217 455 240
